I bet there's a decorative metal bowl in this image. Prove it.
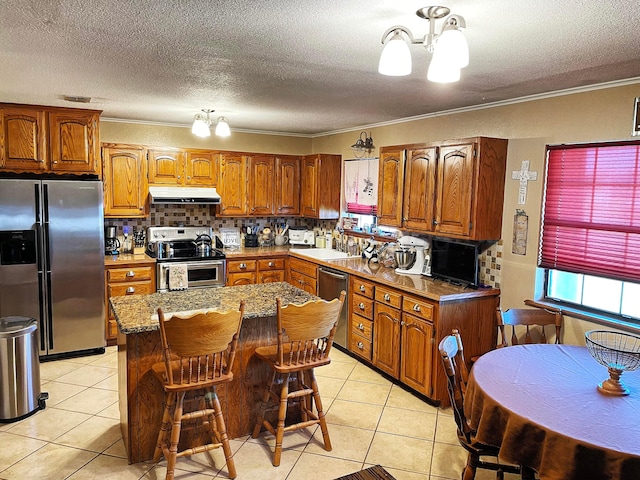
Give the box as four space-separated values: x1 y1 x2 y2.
585 330 640 396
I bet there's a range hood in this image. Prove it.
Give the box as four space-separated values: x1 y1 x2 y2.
148 186 221 205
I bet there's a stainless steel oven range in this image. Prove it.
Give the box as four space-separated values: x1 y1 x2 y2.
146 226 226 292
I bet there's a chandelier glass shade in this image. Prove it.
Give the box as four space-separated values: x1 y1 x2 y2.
191 109 231 137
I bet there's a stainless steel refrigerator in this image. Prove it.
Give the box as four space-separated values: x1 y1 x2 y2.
0 178 105 358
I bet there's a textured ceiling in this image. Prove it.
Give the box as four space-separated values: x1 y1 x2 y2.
1 0 640 135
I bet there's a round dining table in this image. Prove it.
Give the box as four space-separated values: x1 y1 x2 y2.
464 344 640 480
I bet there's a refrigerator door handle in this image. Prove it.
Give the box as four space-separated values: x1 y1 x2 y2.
38 270 47 352
45 270 54 350
34 183 41 223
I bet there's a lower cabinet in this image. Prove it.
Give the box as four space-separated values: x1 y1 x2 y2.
348 273 496 404
226 256 286 286
288 257 317 294
104 262 155 346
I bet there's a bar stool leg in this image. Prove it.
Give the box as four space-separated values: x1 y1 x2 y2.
210 389 237 479
308 369 331 451
165 391 185 480
273 372 291 467
252 370 276 439
154 391 175 462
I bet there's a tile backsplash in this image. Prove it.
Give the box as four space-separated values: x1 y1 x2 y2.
105 205 502 287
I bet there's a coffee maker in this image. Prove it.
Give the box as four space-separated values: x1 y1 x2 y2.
104 226 120 255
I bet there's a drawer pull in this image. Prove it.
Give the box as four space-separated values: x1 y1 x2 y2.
357 341 364 350
383 293 391 302
126 287 135 294
413 304 421 312
268 262 274 267
358 302 365 310
239 263 247 269
359 284 366 292
358 323 364 331
126 271 135 277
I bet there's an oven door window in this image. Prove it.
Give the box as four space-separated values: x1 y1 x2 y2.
187 263 222 286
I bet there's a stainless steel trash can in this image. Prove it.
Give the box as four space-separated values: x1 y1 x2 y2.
0 316 48 422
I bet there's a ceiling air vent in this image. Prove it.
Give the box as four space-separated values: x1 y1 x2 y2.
63 95 92 103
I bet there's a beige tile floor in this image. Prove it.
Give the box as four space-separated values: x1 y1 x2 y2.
0 346 519 480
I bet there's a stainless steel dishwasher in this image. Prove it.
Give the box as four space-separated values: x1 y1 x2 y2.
317 267 349 348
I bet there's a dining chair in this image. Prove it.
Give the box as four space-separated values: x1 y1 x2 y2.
251 291 346 466
151 303 245 480
439 329 525 480
497 304 563 347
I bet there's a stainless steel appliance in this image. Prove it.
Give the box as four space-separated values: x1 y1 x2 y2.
146 226 226 292
104 226 120 255
0 178 105 358
317 267 349 348
394 236 430 276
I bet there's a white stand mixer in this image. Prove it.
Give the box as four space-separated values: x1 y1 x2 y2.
394 236 430 275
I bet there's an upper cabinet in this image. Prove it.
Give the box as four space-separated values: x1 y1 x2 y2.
148 148 217 186
248 154 276 216
218 153 249 217
377 137 507 240
300 153 342 219
275 155 301 216
0 104 101 176
102 144 148 218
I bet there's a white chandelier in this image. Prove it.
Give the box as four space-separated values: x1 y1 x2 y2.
378 6 469 83
191 109 231 137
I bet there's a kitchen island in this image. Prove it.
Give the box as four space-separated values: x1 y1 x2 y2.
110 282 317 464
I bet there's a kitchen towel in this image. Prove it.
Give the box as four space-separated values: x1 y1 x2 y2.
168 264 188 291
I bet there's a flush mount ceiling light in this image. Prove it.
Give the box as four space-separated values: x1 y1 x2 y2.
191 109 231 137
351 131 375 158
378 5 469 83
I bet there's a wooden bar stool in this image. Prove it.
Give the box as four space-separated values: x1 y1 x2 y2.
152 303 245 480
251 291 346 466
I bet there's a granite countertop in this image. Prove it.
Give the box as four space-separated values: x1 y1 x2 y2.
104 253 156 266
110 281 317 334
222 245 291 258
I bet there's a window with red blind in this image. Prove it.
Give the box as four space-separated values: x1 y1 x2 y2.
539 141 640 282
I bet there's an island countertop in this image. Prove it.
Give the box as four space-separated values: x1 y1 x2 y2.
110 281 317 334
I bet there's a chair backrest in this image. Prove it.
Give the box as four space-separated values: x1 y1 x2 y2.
438 329 473 443
275 291 346 367
497 306 563 347
157 302 245 385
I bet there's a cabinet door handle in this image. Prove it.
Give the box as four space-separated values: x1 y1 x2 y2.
359 284 366 292
357 341 364 349
383 293 391 302
239 263 246 269
126 271 135 277
393 317 399 323
413 304 421 312
401 320 406 326
126 287 135 294
358 323 364 331
358 302 365 310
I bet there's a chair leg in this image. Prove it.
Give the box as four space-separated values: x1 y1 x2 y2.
210 388 237 479
154 391 175 462
462 452 477 480
252 369 276 439
308 369 331 451
273 372 290 467
165 391 185 480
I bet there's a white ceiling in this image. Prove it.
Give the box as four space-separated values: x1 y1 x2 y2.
2 1 640 136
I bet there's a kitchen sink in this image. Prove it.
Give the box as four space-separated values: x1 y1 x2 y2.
289 248 352 260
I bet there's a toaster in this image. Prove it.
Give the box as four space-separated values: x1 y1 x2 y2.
289 229 315 245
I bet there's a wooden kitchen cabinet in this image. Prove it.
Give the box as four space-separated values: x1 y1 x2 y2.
349 276 375 361
248 155 276 215
288 257 317 294
400 295 435 396
0 104 101 175
377 137 507 240
148 148 217 186
104 263 155 345
218 153 249 216
226 257 286 285
102 144 148 218
373 286 402 377
275 155 301 216
300 153 342 219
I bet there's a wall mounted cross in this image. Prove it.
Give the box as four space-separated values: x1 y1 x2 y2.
512 160 538 205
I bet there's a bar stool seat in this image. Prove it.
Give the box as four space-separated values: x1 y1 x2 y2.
151 304 244 480
251 291 346 466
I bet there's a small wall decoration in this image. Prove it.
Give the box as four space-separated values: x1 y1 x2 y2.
512 160 538 205
633 97 640 136
512 209 528 255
